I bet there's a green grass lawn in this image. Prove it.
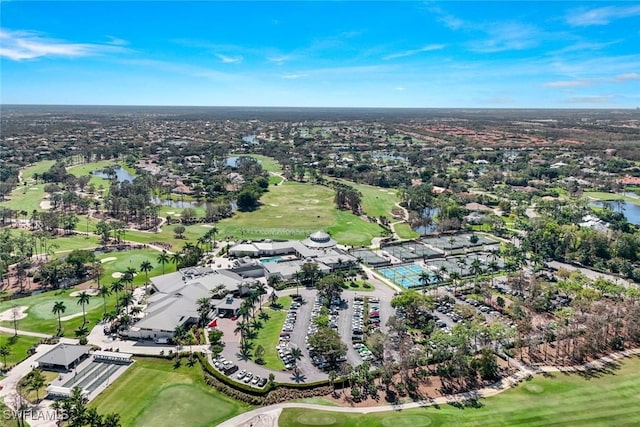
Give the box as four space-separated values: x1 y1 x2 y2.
21 160 56 182
216 182 382 246
90 357 251 427
0 287 108 335
341 280 375 292
247 154 283 173
0 249 171 335
67 160 134 189
583 191 640 206
0 183 47 212
0 333 42 368
124 223 211 250
279 356 640 427
332 179 399 218
394 222 419 239
250 296 292 371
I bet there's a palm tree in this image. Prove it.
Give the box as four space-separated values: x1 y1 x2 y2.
157 250 169 274
77 292 90 325
120 292 134 314
110 280 124 307
449 271 461 296
0 345 10 370
52 301 66 333
253 281 267 311
196 297 210 328
99 285 111 318
234 321 249 348
93 261 104 288
418 270 431 292
269 290 279 306
293 271 303 297
123 267 137 292
268 275 281 290
290 347 303 367
173 325 187 357
170 252 183 269
470 257 484 291
29 369 45 402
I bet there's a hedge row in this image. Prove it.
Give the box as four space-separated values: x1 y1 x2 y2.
196 354 349 403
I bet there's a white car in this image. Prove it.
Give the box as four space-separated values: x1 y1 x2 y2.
251 375 261 385
236 370 247 380
243 373 253 383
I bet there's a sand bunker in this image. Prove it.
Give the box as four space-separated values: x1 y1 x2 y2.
100 257 117 263
112 272 137 279
70 288 100 297
0 306 29 321
166 211 175 215
39 200 52 210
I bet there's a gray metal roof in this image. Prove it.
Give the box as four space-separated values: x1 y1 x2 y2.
37 344 90 367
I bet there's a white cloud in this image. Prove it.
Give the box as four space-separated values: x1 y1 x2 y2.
281 73 307 79
543 80 589 88
396 86 406 91
567 5 640 26
0 29 126 61
543 73 640 88
268 54 293 64
613 72 640 82
215 54 243 64
383 44 445 60
566 95 613 104
469 23 539 53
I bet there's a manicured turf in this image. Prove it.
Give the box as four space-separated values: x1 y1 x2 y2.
394 223 419 239
583 191 640 206
216 182 383 246
247 154 283 173
90 357 251 427
124 224 211 251
21 160 56 182
0 333 42 367
333 179 399 218
341 281 375 292
0 249 171 335
251 296 292 371
67 160 127 188
279 356 640 427
0 183 47 212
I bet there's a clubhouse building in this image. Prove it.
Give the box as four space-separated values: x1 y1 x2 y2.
123 231 356 341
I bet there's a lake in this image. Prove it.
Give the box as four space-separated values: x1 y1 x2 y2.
92 166 135 182
589 200 640 225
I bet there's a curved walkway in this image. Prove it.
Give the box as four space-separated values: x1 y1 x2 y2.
219 348 640 427
0 326 52 339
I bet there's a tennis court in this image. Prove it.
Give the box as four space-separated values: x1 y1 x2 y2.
377 264 436 288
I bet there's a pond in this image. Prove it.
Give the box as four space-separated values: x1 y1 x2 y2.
589 200 640 225
150 197 202 208
92 166 135 183
242 135 258 144
412 207 439 234
150 198 238 212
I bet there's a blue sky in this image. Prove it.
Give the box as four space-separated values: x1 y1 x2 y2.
1 1 639 108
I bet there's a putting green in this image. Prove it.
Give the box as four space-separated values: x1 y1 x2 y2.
90 357 250 426
135 384 233 427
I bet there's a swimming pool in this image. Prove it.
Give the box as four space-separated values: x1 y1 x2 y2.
260 256 283 264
